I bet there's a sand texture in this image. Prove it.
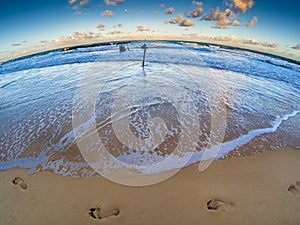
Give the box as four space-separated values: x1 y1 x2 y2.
1 148 300 225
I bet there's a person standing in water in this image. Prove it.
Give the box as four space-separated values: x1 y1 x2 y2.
119 45 126 53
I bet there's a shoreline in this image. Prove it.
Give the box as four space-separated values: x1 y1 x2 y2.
2 39 299 66
1 147 300 224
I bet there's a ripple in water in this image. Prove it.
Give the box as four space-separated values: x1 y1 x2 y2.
0 40 299 177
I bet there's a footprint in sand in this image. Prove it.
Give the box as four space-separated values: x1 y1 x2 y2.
89 207 120 220
12 177 28 190
288 181 300 200
206 199 234 211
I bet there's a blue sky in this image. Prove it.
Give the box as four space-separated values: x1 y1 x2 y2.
1 0 299 61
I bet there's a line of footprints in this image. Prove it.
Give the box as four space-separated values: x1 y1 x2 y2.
11 177 300 219
12 177 28 190
288 181 300 200
89 207 120 220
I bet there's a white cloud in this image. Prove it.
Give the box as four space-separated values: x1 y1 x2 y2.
243 38 260 45
103 0 123 6
74 10 89 15
186 7 203 18
231 0 255 13
107 30 123 35
186 1 203 18
169 14 183 24
79 0 89 6
262 42 278 48
104 0 116 6
179 19 195 27
40 31 102 48
202 8 235 29
101 10 114 16
136 25 151 32
168 14 194 27
165 7 174 14
247 16 258 27
213 35 238 42
292 44 300 50
68 0 88 9
97 23 105 30
232 20 240 26
192 1 203 7
202 8 234 21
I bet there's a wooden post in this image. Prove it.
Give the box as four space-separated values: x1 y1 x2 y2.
141 43 147 67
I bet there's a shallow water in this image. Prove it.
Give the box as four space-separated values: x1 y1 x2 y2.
0 41 299 177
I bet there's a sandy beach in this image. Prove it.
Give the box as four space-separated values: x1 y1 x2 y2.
1 148 300 225
1 40 299 225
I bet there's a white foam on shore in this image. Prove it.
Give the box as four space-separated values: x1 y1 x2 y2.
215 110 300 158
139 110 300 174
0 109 298 176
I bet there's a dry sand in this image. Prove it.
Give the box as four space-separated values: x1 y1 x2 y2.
1 148 300 225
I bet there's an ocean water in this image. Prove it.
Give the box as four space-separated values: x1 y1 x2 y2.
0 40 299 177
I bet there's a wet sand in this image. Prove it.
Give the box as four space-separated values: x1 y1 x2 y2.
1 148 300 225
